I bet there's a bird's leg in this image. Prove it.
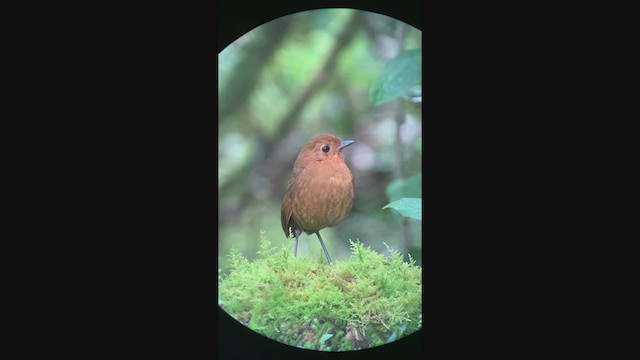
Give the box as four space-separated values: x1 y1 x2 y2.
315 231 332 265
294 228 301 257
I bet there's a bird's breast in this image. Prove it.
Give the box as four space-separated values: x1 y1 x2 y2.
290 160 354 232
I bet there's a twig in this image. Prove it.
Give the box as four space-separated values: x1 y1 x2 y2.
390 22 413 252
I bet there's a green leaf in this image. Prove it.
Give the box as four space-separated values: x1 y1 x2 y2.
383 198 422 220
370 48 422 107
319 333 333 343
385 174 422 202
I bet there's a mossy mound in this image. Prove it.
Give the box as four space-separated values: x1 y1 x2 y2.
218 232 422 351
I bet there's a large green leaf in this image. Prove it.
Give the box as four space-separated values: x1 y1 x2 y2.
370 48 422 107
383 198 422 220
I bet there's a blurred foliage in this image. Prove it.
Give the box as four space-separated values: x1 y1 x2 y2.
372 48 423 221
386 174 422 202
218 234 422 351
218 9 422 269
370 48 422 107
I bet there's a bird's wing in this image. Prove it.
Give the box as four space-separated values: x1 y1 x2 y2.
282 166 307 238
281 192 293 238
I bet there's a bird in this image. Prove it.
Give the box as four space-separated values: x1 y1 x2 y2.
281 134 355 264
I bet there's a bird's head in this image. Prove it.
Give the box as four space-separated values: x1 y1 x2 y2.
298 134 354 163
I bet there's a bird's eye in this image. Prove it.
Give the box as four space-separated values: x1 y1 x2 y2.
321 145 330 153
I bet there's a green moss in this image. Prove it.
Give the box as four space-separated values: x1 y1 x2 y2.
218 231 422 351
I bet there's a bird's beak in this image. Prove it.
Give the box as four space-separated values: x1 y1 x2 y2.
337 140 354 151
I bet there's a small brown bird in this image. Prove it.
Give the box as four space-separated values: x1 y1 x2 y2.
281 134 355 264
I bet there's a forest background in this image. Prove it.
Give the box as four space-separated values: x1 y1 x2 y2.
218 8 422 268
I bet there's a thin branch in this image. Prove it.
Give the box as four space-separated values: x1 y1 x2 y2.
391 22 413 253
